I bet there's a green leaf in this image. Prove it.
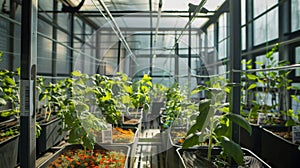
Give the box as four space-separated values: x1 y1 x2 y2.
4 77 16 86
220 136 244 165
191 85 207 95
214 124 229 137
39 93 47 101
71 71 82 77
224 113 252 135
246 74 257 80
0 98 6 106
182 134 200 148
247 83 257 90
285 119 297 127
187 99 212 135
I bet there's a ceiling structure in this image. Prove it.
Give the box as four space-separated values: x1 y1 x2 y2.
65 0 226 29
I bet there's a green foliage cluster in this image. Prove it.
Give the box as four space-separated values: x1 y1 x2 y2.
183 77 252 166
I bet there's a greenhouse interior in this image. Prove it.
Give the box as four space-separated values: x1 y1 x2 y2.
0 0 300 168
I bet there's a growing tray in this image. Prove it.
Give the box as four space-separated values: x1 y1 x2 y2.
38 144 130 168
176 146 271 168
261 126 300 168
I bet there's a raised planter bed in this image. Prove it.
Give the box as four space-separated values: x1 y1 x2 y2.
240 124 262 157
112 127 139 168
0 134 19 168
37 144 130 168
261 126 300 168
36 117 65 156
176 146 271 168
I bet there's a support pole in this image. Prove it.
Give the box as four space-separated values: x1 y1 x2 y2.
20 0 38 167
229 0 241 144
188 11 192 97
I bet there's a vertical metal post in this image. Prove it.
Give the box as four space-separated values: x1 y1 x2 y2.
96 30 101 74
175 40 179 83
70 13 74 73
52 0 58 82
278 0 289 113
20 0 37 167
117 40 121 72
149 0 153 77
229 0 241 144
188 11 192 96
9 0 16 70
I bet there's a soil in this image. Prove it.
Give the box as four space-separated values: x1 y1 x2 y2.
112 127 135 143
182 150 265 168
123 119 139 124
274 131 293 142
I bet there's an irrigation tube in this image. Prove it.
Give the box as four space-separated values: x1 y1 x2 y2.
175 0 207 45
91 0 138 65
233 63 300 73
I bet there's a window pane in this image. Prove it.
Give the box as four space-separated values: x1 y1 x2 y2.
253 0 277 18
241 0 246 25
253 8 278 46
242 26 246 50
295 47 300 76
218 40 227 60
291 0 300 32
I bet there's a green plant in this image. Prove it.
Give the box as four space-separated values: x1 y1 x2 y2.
0 57 20 114
242 44 299 126
151 83 168 102
131 74 152 112
162 83 185 128
58 71 108 150
37 77 66 122
93 74 122 124
183 77 252 166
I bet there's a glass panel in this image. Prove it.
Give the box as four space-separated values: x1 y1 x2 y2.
241 0 246 25
253 0 277 18
37 20 52 74
253 8 278 46
0 18 9 69
295 47 300 76
57 30 70 74
242 26 246 50
218 40 227 60
218 13 227 41
292 0 300 32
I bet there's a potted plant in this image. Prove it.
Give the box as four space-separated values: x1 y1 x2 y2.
0 52 20 168
179 76 269 167
39 71 130 168
35 77 67 155
239 44 300 167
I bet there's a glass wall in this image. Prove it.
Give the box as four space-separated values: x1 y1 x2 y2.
253 0 278 46
291 0 300 32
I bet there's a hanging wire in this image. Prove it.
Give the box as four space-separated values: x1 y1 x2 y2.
91 0 138 65
233 63 300 73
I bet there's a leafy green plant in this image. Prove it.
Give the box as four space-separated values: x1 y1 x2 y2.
58 71 108 150
183 78 252 166
131 74 152 112
0 62 20 114
37 77 66 122
93 74 122 124
151 83 168 102
161 83 185 128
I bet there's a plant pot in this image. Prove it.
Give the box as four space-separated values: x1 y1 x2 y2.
0 134 19 168
37 144 130 168
177 147 271 168
0 109 17 123
165 127 185 168
112 126 139 168
36 117 65 156
261 126 300 168
240 124 262 157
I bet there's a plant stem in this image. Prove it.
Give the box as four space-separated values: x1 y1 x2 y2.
207 118 214 161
